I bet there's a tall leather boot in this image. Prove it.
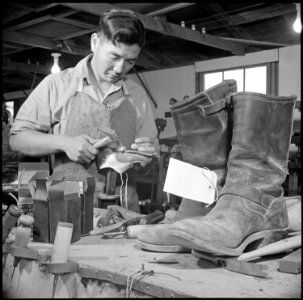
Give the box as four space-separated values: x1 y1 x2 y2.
169 92 297 256
136 80 236 252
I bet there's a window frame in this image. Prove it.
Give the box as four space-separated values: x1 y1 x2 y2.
195 62 278 95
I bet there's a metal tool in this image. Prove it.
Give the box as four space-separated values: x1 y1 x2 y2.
192 250 268 278
88 216 143 236
139 210 164 224
122 149 157 158
101 224 153 239
96 206 122 228
88 211 164 237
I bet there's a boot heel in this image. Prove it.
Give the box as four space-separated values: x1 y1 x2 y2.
244 229 288 252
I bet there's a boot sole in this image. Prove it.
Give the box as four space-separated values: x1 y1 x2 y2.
170 228 288 256
136 240 191 253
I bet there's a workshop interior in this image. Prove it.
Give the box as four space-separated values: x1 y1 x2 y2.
2 3 301 298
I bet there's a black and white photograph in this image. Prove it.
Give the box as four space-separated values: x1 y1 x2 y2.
2 2 301 298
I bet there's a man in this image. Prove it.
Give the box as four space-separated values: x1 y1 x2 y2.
10 9 158 213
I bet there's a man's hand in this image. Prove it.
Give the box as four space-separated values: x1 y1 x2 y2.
130 137 157 153
63 134 112 164
130 137 158 168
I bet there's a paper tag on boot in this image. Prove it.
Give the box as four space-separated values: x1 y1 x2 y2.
163 158 217 205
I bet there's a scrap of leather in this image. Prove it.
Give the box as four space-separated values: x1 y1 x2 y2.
97 148 155 174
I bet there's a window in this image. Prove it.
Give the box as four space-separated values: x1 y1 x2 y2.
203 65 268 94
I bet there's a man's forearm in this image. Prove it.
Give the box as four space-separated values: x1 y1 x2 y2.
9 130 66 157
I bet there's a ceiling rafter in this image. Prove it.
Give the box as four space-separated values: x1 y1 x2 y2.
2 2 299 100
2 32 159 72
3 58 51 75
3 30 90 55
3 46 36 56
60 2 246 55
2 9 34 25
229 3 296 26
57 29 94 41
3 3 60 25
6 15 53 31
51 16 96 30
6 10 94 32
206 3 253 40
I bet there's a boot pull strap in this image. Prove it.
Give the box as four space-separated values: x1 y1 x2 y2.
197 95 232 117
220 182 274 208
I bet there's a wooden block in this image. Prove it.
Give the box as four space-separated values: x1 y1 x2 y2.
81 177 95 234
33 178 49 242
48 181 82 243
278 248 301 274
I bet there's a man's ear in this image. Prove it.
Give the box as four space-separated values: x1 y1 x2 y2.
91 33 99 52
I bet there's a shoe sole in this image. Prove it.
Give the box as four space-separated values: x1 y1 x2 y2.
169 228 289 256
136 240 191 253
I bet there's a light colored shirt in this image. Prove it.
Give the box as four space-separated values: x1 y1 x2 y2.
11 54 157 141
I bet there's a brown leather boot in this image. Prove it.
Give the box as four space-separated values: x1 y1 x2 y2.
136 80 237 252
169 92 296 256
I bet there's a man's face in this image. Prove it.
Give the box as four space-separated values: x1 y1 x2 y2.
91 33 141 83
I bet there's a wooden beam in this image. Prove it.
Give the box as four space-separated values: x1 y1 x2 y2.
3 59 51 75
2 9 33 25
60 2 246 55
3 77 34 86
55 9 80 19
3 42 28 50
146 3 195 16
206 3 253 40
3 47 36 56
7 12 95 32
3 89 33 101
57 29 94 41
3 30 90 56
3 30 59 50
11 3 59 13
145 48 176 65
6 15 53 31
3 3 59 24
3 30 157 70
222 37 288 48
51 17 96 30
230 3 296 26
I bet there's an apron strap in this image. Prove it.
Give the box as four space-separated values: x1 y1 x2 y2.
122 80 129 96
77 78 85 92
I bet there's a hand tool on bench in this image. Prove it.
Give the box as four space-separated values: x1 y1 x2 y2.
87 210 164 237
192 250 268 278
238 233 301 261
101 224 154 239
96 205 144 228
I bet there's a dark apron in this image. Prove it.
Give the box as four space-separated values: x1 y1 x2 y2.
54 79 140 211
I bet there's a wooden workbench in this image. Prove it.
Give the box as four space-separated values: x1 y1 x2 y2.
2 235 301 298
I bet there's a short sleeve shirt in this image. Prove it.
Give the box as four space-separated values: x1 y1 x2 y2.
11 54 158 142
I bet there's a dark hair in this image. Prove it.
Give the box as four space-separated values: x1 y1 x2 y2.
97 9 145 47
